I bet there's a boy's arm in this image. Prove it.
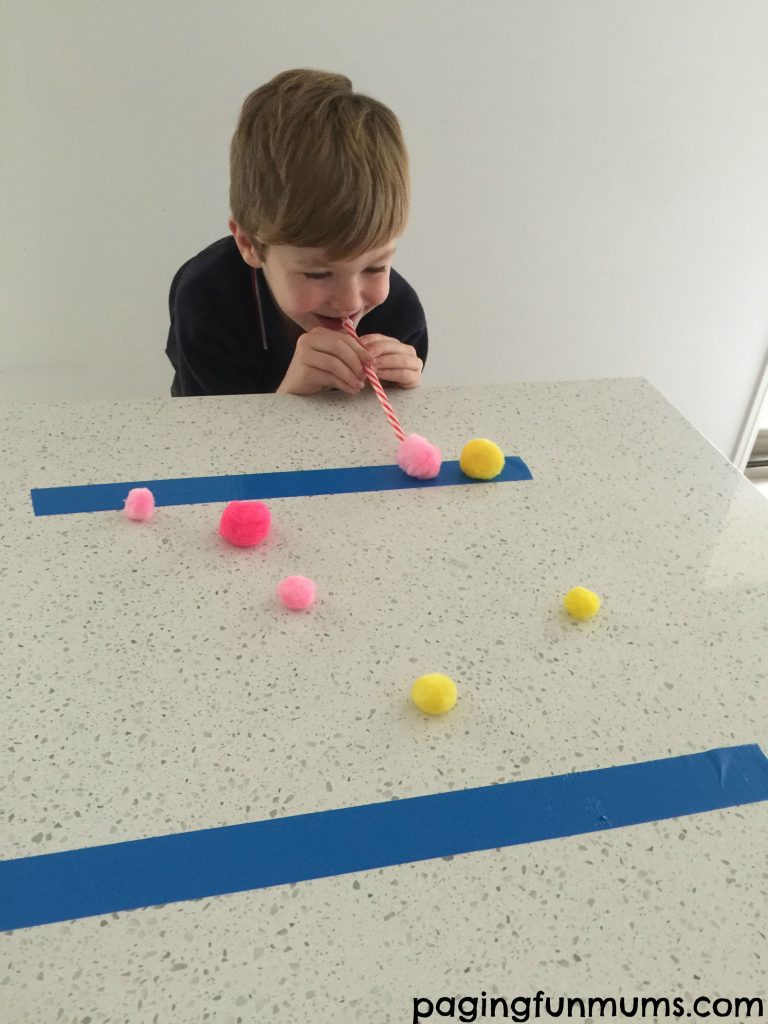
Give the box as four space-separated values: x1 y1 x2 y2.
166 271 266 397
167 313 257 396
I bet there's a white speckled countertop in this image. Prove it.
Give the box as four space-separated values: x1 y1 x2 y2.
2 378 767 1022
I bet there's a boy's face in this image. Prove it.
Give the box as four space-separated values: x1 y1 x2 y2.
229 220 395 338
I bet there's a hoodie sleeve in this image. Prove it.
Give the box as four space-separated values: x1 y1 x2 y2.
166 258 267 397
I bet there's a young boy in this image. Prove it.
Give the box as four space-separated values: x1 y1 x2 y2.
166 69 428 397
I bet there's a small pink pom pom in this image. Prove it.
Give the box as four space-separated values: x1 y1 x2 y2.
219 500 271 547
396 433 442 479
123 487 155 521
277 575 316 610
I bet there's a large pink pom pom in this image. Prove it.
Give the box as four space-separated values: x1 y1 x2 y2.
396 433 442 479
219 500 271 547
123 487 155 521
277 575 316 610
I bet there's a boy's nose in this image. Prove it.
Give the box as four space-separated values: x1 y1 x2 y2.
331 284 362 317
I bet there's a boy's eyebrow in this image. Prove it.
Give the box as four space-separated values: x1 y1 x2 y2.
296 247 397 267
368 246 397 262
367 246 397 263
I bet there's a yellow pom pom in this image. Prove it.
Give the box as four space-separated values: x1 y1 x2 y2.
563 586 601 620
410 673 458 715
459 438 505 480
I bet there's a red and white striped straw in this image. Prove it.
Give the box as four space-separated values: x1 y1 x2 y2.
341 318 406 443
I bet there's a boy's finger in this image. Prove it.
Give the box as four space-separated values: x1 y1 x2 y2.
340 331 375 358
339 334 375 371
306 330 371 377
311 325 375 367
367 352 422 373
315 327 373 365
356 333 397 345
306 349 367 393
358 339 408 360
375 368 420 388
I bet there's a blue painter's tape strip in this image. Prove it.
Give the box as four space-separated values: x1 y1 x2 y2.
29 458 532 516
2 745 767 931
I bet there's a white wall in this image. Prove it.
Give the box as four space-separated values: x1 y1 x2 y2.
3 0 768 461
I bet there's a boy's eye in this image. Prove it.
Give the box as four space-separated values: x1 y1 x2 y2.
302 266 388 280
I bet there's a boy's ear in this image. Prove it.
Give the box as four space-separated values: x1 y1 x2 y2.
228 218 264 268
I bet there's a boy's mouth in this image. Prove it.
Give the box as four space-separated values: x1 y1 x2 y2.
315 313 360 331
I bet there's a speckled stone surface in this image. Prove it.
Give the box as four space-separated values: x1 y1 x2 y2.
2 378 767 1022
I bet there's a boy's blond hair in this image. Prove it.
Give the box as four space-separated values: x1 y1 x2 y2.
230 69 409 262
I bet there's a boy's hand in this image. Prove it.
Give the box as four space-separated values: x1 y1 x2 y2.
357 334 423 389
277 327 375 396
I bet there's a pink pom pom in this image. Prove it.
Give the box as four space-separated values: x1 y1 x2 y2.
277 575 316 610
219 500 271 547
396 433 442 479
123 487 155 521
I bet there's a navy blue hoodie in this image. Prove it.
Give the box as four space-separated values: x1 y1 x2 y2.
166 236 428 396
